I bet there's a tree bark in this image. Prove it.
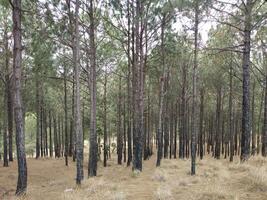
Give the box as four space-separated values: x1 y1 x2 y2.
7 76 13 161
103 72 107 167
156 15 166 167
72 0 83 185
35 77 40 159
199 88 204 160
215 88 222 159
191 0 199 175
251 80 256 155
229 66 234 162
241 0 252 162
12 0 27 194
64 64 69 166
88 0 98 177
54 116 58 158
49 110 53 157
126 0 132 167
117 76 123 165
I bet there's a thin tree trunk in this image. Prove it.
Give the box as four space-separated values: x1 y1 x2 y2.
229 66 234 162
7 76 13 161
261 44 267 157
156 15 166 167
199 88 204 160
36 77 40 159
88 0 98 177
58 115 61 157
54 116 58 158
215 88 222 159
191 0 199 175
123 94 127 163
49 110 53 157
3 86 8 167
44 109 48 157
169 103 174 159
64 65 68 166
174 101 178 159
117 76 123 165
257 87 264 155
126 0 132 167
103 72 107 167
12 0 27 194
262 68 267 157
251 80 256 155
73 0 83 185
241 0 252 162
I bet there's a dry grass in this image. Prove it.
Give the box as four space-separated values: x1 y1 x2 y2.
0 154 267 200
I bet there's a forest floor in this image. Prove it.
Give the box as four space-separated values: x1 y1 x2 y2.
0 153 267 200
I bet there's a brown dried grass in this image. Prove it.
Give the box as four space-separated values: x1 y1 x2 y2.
0 154 266 200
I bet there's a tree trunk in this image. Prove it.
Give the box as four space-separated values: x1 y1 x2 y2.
126 0 132 167
103 72 107 167
117 76 123 165
191 0 199 175
163 99 169 159
132 0 144 171
199 88 204 160
54 116 58 158
44 109 48 157
73 0 83 185
262 68 267 157
49 110 53 157
251 80 256 155
156 15 166 167
57 115 61 157
215 88 222 159
3 24 9 166
261 44 267 157
12 0 27 194
7 76 13 161
36 77 40 159
88 0 98 177
229 66 234 162
123 95 127 163
174 101 178 158
169 103 174 159
257 87 264 155
64 64 68 166
241 0 252 162
3 86 8 167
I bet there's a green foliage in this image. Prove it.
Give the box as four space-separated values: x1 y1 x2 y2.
25 113 36 156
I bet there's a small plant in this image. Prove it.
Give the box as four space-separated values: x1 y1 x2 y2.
131 170 141 178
